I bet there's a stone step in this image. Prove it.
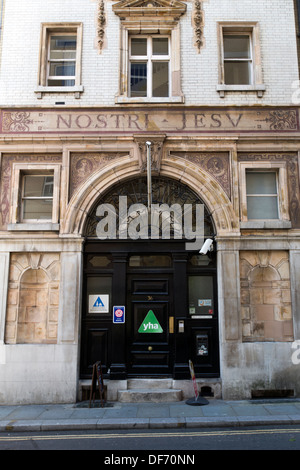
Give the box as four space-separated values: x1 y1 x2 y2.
127 378 173 390
118 388 182 403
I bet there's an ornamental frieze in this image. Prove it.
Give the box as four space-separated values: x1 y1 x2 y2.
0 107 298 134
171 151 231 198
69 152 129 198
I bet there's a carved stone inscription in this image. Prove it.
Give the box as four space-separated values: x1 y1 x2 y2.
1 108 298 134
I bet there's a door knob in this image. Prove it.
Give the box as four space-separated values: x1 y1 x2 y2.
148 346 153 351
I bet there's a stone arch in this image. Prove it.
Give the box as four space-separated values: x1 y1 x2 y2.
249 265 280 285
62 156 238 236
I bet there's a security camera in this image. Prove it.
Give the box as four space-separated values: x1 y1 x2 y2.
199 239 213 255
146 141 152 146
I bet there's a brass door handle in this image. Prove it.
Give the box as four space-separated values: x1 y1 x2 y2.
148 346 153 351
169 316 174 334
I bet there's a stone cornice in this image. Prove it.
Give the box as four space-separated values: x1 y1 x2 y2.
112 0 187 18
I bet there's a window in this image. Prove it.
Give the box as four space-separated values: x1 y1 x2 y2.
8 163 60 231
217 23 265 97
36 23 83 98
47 34 77 87
21 174 54 221
246 171 279 220
112 0 186 103
188 276 214 317
129 36 170 98
239 162 291 229
223 34 252 85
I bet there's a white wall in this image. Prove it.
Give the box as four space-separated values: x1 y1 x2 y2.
0 0 298 107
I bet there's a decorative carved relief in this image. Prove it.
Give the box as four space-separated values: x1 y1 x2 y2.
112 0 187 20
97 0 106 52
193 0 204 52
240 251 293 342
69 152 129 199
5 253 60 345
238 153 300 228
0 154 62 230
170 152 231 199
134 135 166 173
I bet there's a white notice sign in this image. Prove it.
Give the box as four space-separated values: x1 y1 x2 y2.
198 299 212 307
89 295 109 313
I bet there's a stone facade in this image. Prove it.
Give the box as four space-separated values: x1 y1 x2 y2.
0 0 300 404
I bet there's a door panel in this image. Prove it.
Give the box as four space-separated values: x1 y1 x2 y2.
127 276 173 375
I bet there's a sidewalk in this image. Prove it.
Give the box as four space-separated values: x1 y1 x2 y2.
1 398 300 432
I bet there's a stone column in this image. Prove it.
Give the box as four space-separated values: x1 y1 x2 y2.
58 251 83 343
218 248 241 342
290 250 300 340
0 253 9 364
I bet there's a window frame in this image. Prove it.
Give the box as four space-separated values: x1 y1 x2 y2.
46 32 78 88
217 22 265 98
113 1 186 104
36 23 83 99
245 170 279 220
129 35 171 99
8 163 61 231
21 173 55 223
239 162 291 229
223 32 253 86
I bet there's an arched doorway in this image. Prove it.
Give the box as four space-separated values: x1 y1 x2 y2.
80 177 220 380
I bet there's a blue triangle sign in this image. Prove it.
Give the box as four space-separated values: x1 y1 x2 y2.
93 296 105 308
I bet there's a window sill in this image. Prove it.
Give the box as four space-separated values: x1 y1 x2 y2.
7 223 60 231
115 95 184 104
217 84 266 98
35 86 84 99
240 220 292 229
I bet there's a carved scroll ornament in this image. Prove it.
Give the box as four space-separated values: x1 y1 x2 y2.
97 0 106 52
193 0 204 52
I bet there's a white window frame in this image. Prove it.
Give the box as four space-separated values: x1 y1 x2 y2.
8 163 61 231
239 162 291 229
129 35 171 99
223 32 253 86
46 32 77 88
245 170 279 220
35 23 83 99
113 0 186 104
21 174 55 223
217 22 265 98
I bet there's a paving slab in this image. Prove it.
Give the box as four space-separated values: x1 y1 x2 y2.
262 404 300 415
136 403 170 418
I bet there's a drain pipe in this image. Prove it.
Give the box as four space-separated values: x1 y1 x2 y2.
297 0 300 34
146 141 152 213
0 0 4 46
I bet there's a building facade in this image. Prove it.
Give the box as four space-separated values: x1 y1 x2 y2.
0 0 300 404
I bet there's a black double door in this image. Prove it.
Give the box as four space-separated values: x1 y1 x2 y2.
80 243 220 380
